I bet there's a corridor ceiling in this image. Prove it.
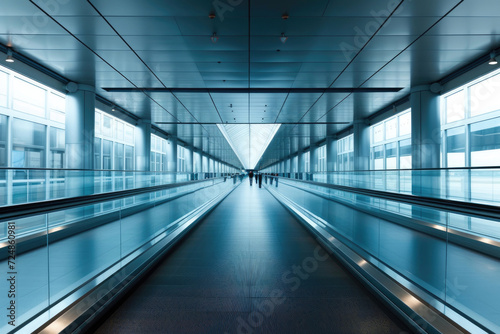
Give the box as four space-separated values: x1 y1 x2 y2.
1 0 500 169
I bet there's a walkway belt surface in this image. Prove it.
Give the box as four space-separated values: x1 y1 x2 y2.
93 182 409 334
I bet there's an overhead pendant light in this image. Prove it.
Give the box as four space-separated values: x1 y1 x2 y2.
488 51 498 65
280 33 288 44
5 48 14 63
211 32 219 43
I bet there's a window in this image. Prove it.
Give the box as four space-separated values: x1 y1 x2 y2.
12 78 46 118
446 127 466 167
50 127 65 168
399 139 412 169
49 93 66 123
177 145 186 172
0 64 66 170
370 109 412 169
0 115 7 167
337 134 353 171
470 119 500 167
94 109 135 170
317 145 326 172
441 68 500 168
151 134 167 171
304 151 310 173
445 90 465 123
470 74 500 117
193 151 200 173
0 70 8 107
0 64 66 205
12 118 46 168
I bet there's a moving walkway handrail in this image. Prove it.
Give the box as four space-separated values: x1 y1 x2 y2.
293 166 500 172
0 177 229 222
279 177 500 222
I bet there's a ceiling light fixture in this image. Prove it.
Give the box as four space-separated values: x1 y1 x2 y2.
280 33 288 44
5 48 14 63
488 51 498 65
211 32 219 43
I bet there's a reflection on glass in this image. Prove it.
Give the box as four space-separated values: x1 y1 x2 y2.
385 142 397 169
470 74 500 117
399 111 411 136
399 139 412 169
446 90 465 123
13 77 46 118
470 118 500 167
446 126 465 167
385 117 397 140
0 70 8 107
373 145 384 170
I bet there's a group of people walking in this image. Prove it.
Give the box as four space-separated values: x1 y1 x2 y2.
248 171 278 188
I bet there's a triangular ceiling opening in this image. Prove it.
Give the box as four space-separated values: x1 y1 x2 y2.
217 124 281 170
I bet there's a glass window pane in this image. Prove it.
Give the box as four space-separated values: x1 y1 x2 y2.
95 111 101 135
373 145 384 170
373 123 384 143
49 93 66 123
125 124 134 144
399 111 411 136
102 140 112 169
125 145 134 170
50 127 65 168
12 118 46 147
470 74 500 117
102 114 113 137
446 126 465 167
385 142 397 169
0 70 7 107
150 152 155 171
115 121 124 141
399 139 412 169
470 118 500 167
94 137 101 169
446 91 465 123
385 118 397 140
151 135 156 152
50 127 65 150
156 137 162 151
114 143 124 170
0 114 7 167
13 78 46 118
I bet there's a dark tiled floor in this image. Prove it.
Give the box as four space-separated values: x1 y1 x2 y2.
92 182 410 334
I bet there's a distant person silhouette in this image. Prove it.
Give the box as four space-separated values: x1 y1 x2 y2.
248 170 254 185
258 173 263 188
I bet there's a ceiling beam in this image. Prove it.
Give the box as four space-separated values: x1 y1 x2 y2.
103 87 403 94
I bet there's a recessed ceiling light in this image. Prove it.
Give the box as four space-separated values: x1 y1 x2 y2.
5 48 14 63
489 51 498 65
